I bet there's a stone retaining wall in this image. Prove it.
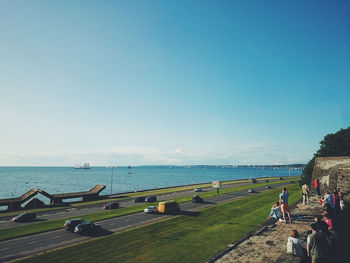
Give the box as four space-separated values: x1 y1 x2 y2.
312 156 350 194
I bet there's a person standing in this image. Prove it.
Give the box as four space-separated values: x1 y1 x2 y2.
337 188 343 200
302 184 310 205
314 179 321 196
307 223 330 263
280 187 292 224
337 188 345 211
313 215 331 239
332 188 340 215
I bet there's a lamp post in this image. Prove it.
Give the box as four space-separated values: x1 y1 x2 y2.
11 194 13 211
107 166 116 212
184 166 187 199
288 165 290 177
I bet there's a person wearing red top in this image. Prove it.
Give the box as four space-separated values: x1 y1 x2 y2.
314 179 321 196
324 215 333 231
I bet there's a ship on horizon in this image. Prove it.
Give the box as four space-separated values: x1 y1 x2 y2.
74 163 90 169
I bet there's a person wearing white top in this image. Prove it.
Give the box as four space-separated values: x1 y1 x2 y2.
287 230 305 257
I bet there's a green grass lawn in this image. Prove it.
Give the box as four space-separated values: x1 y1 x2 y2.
0 178 297 242
15 184 301 263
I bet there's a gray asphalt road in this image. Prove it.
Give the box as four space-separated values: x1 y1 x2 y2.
0 179 277 229
0 181 294 262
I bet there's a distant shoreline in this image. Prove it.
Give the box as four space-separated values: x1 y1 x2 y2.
0 164 305 168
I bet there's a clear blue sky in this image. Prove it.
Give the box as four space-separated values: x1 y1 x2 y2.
0 0 349 166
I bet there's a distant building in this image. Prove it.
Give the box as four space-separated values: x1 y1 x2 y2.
311 156 350 194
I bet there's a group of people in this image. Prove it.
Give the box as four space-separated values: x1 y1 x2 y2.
268 187 292 223
266 182 346 262
319 187 344 216
306 187 345 261
305 215 335 263
286 213 339 262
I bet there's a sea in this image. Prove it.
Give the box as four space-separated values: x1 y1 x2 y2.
0 166 301 202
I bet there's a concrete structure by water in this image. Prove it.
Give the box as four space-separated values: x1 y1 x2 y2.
0 184 106 210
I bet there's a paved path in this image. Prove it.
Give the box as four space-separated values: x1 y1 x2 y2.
212 194 348 263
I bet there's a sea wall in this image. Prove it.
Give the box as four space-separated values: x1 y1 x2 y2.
311 156 350 194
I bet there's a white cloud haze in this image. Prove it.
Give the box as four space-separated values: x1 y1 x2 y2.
0 142 308 166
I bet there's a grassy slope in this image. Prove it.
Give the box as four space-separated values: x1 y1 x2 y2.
0 179 296 242
16 184 301 263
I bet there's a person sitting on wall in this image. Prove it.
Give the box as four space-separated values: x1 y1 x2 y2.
324 214 334 232
321 192 335 218
322 192 335 209
268 201 283 220
286 230 305 257
322 203 334 218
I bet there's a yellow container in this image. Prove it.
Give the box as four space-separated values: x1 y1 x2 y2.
158 201 180 214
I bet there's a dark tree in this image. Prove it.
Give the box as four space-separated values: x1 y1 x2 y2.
316 127 350 157
299 126 350 186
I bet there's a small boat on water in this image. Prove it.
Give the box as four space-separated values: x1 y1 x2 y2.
74 163 90 169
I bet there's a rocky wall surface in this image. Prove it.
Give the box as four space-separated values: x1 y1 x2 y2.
336 168 350 193
311 157 350 194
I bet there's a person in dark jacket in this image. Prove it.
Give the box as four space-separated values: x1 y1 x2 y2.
307 223 330 263
332 188 340 215
314 215 330 238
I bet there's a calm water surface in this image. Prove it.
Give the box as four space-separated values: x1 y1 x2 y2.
0 166 301 200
